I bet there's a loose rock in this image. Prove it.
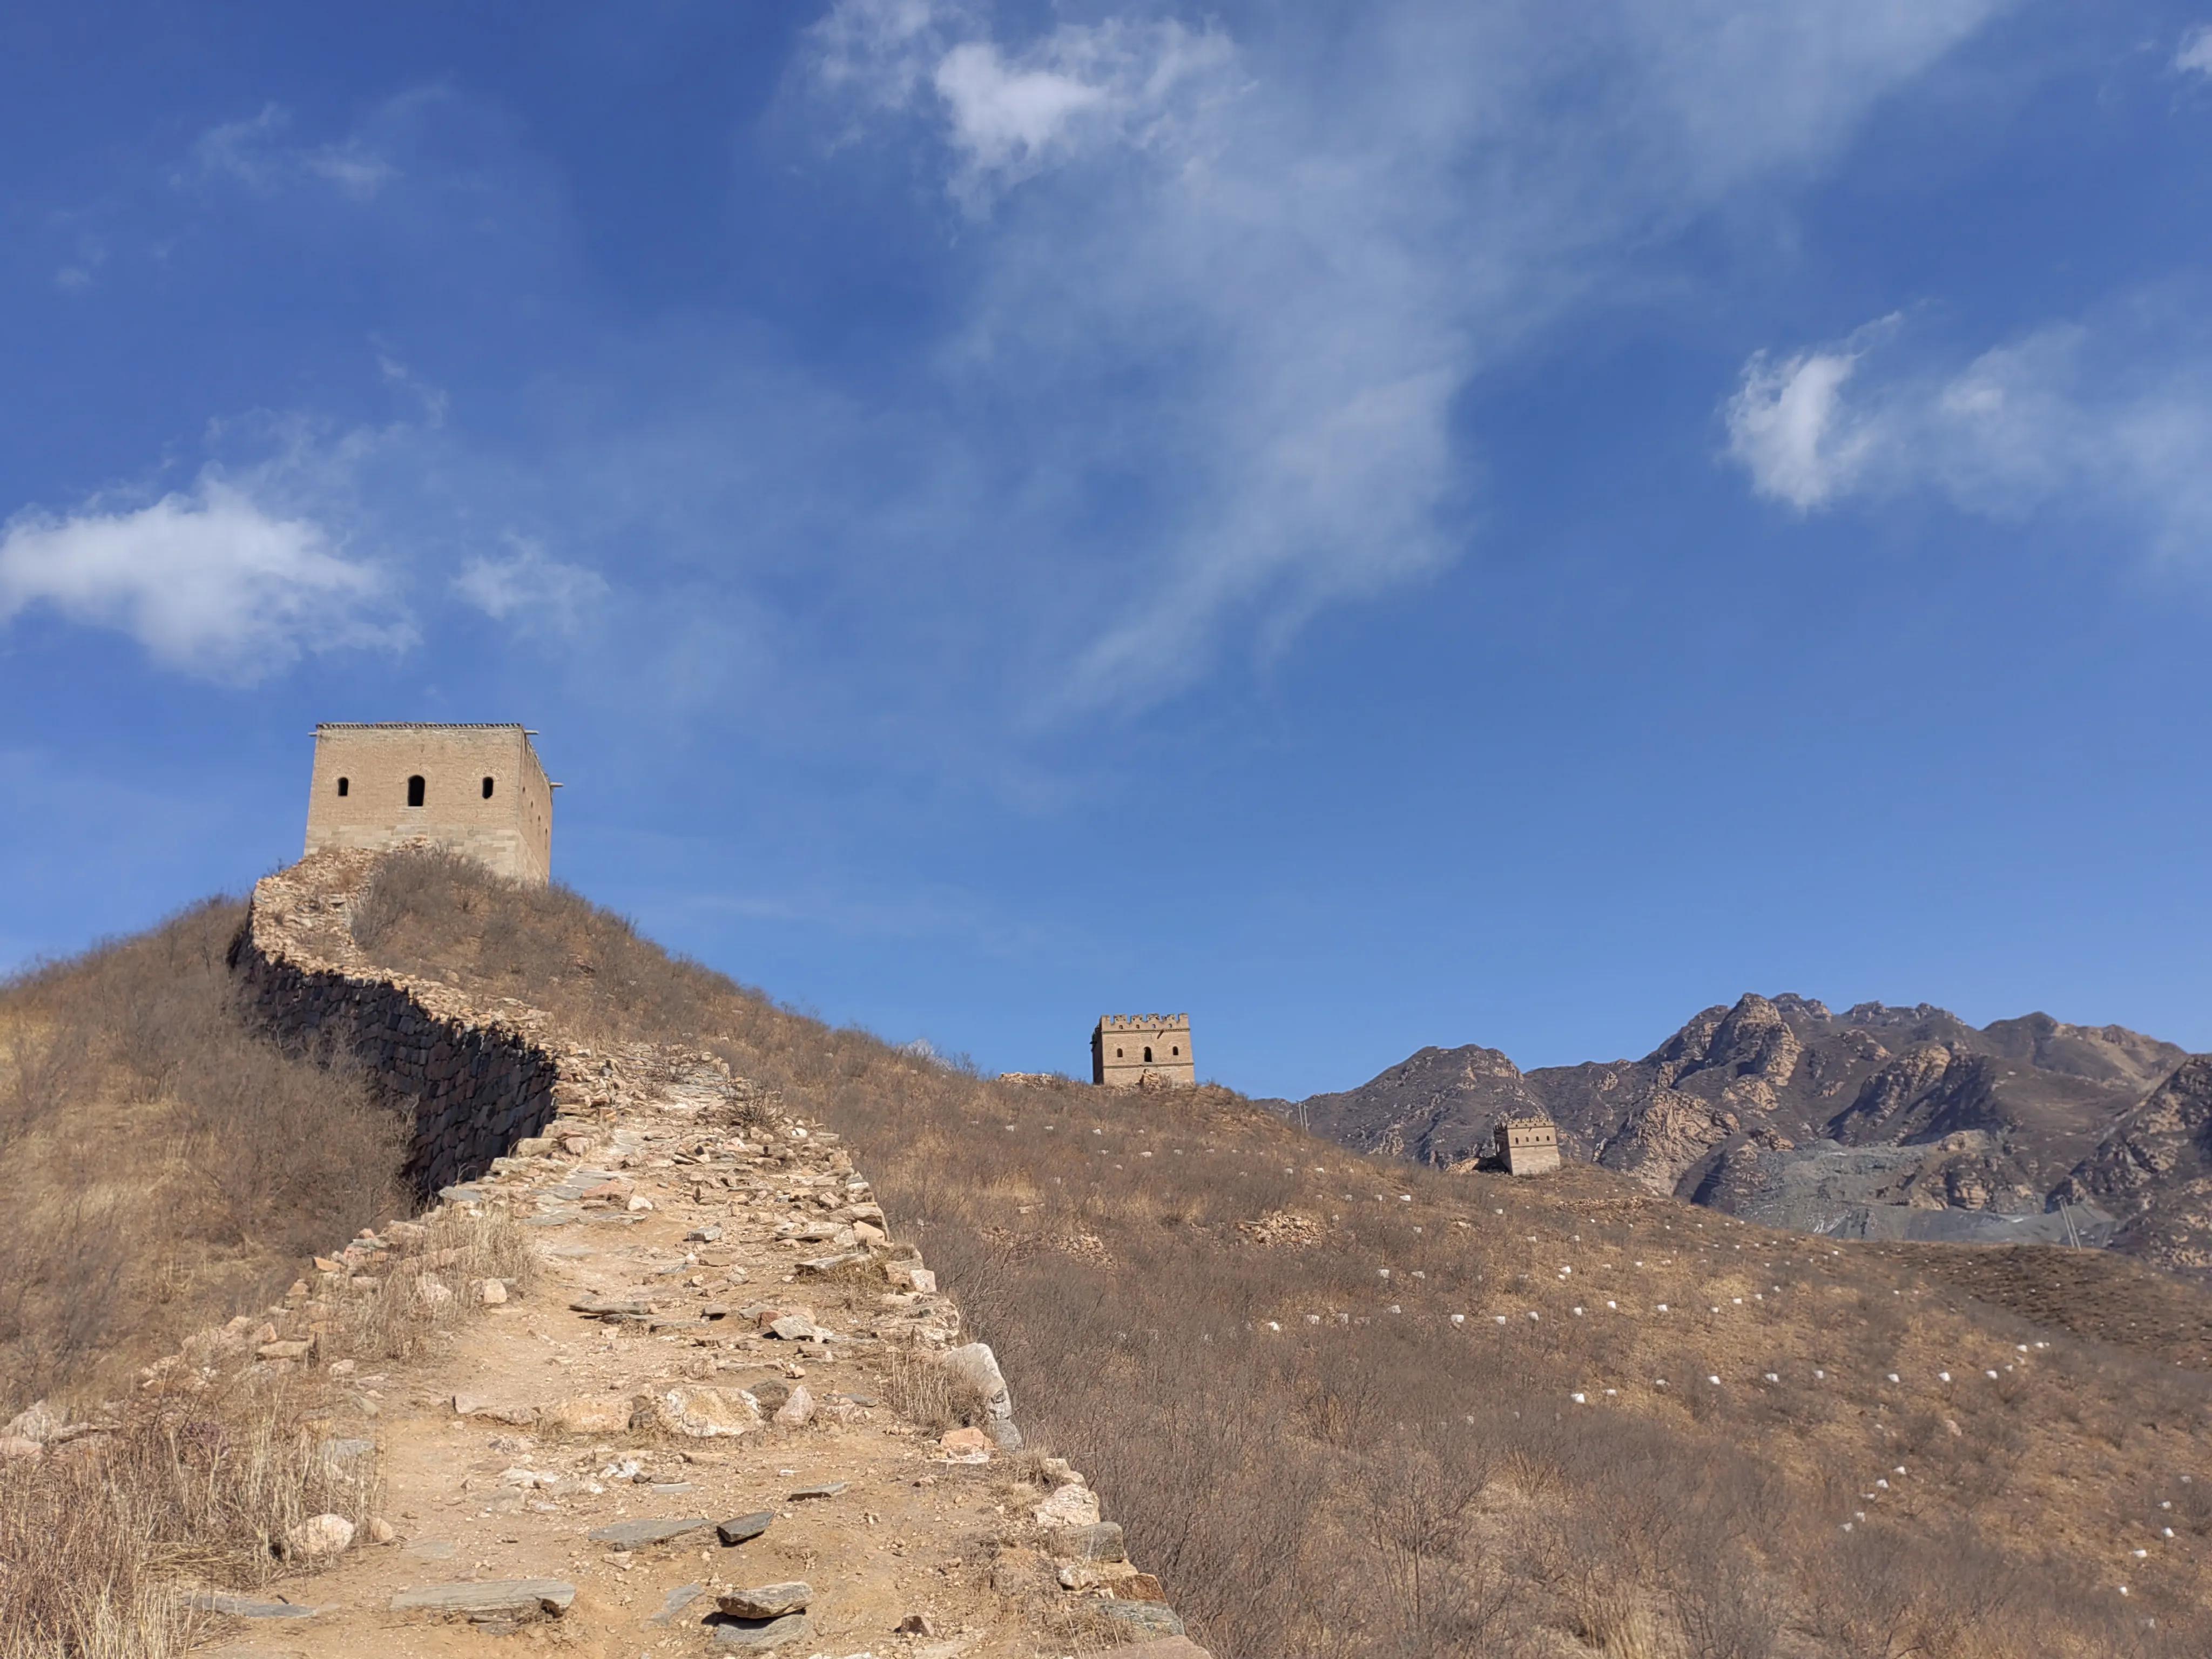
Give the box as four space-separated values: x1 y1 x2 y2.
717 1582 811 1618
283 1514 356 1560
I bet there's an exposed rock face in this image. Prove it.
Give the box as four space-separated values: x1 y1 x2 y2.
1276 992 2208 1276
2056 1058 2212 1276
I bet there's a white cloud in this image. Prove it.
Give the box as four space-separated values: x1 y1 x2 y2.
1721 304 2212 558
453 539 610 635
0 472 407 680
184 103 396 199
2179 24 2212 78
804 0 2012 709
1723 322 1903 509
813 2 1234 210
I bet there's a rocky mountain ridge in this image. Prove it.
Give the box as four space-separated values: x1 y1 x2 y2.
1282 993 2212 1277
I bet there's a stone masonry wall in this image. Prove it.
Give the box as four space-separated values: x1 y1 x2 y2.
229 850 564 1197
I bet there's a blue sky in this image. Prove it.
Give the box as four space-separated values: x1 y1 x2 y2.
5 2 2212 1098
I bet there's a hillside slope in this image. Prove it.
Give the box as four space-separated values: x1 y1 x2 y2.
1286 994 2212 1273
339 858 2212 1657
7 860 2212 1659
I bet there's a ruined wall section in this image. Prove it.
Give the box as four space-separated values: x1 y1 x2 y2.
230 851 569 1197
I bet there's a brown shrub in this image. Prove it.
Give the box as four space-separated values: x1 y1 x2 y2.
0 899 409 1413
0 1371 379 1659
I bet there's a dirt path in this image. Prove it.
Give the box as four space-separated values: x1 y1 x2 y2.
191 1063 1184 1659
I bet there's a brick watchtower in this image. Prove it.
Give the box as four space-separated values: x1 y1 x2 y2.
1092 1015 1194 1088
304 723 556 884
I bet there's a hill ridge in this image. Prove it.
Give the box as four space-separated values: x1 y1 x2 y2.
1283 990 2210 1272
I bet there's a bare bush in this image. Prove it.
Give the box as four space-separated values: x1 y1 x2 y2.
0 898 410 1412
0 1371 378 1659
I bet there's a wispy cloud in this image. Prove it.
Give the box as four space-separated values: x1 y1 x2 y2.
802 0 2011 710
812 0 1234 211
2178 23 2212 79
0 470 407 680
1722 299 2212 558
454 537 610 635
183 103 397 199
1723 317 1902 510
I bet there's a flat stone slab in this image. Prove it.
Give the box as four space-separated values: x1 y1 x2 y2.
570 1295 654 1320
716 1510 775 1546
650 1583 705 1626
717 1582 810 1618
588 1515 712 1548
187 1593 323 1619
712 1613 812 1650
401 1539 457 1562
786 1481 847 1501
389 1580 575 1620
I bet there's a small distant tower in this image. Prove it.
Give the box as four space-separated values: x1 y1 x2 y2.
304 723 556 884
1495 1116 1561 1176
1092 1015 1195 1088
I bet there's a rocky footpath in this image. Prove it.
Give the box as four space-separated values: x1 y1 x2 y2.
9 853 1206 1659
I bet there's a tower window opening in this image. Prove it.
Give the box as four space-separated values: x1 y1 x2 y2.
1144 1046 1154 1063
1116 1048 1124 1059
335 777 349 797
407 774 426 807
1171 1046 1179 1056
482 775 495 799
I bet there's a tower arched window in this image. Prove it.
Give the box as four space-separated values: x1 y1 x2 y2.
407 775 426 807
1171 1046 1179 1056
336 777 349 797
482 775 495 799
1143 1046 1154 1063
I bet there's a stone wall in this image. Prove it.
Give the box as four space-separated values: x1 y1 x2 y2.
229 852 563 1197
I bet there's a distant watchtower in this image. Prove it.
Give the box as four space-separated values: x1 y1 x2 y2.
1092 1015 1194 1088
304 723 555 884
1495 1116 1561 1176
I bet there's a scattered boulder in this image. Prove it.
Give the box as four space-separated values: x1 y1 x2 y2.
588 1516 713 1549
366 1516 397 1545
716 1510 775 1547
650 1386 761 1438
389 1580 575 1622
940 1426 993 1460
283 1514 356 1560
1034 1483 1101 1529
712 1613 811 1650
716 1582 811 1619
771 1386 815 1427
943 1343 1019 1448
477 1279 508 1306
650 1583 706 1626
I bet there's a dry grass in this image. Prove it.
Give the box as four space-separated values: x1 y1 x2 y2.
11 851 2197 1657
0 899 408 1415
337 854 2212 1657
322 1203 539 1365
0 1369 380 1659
